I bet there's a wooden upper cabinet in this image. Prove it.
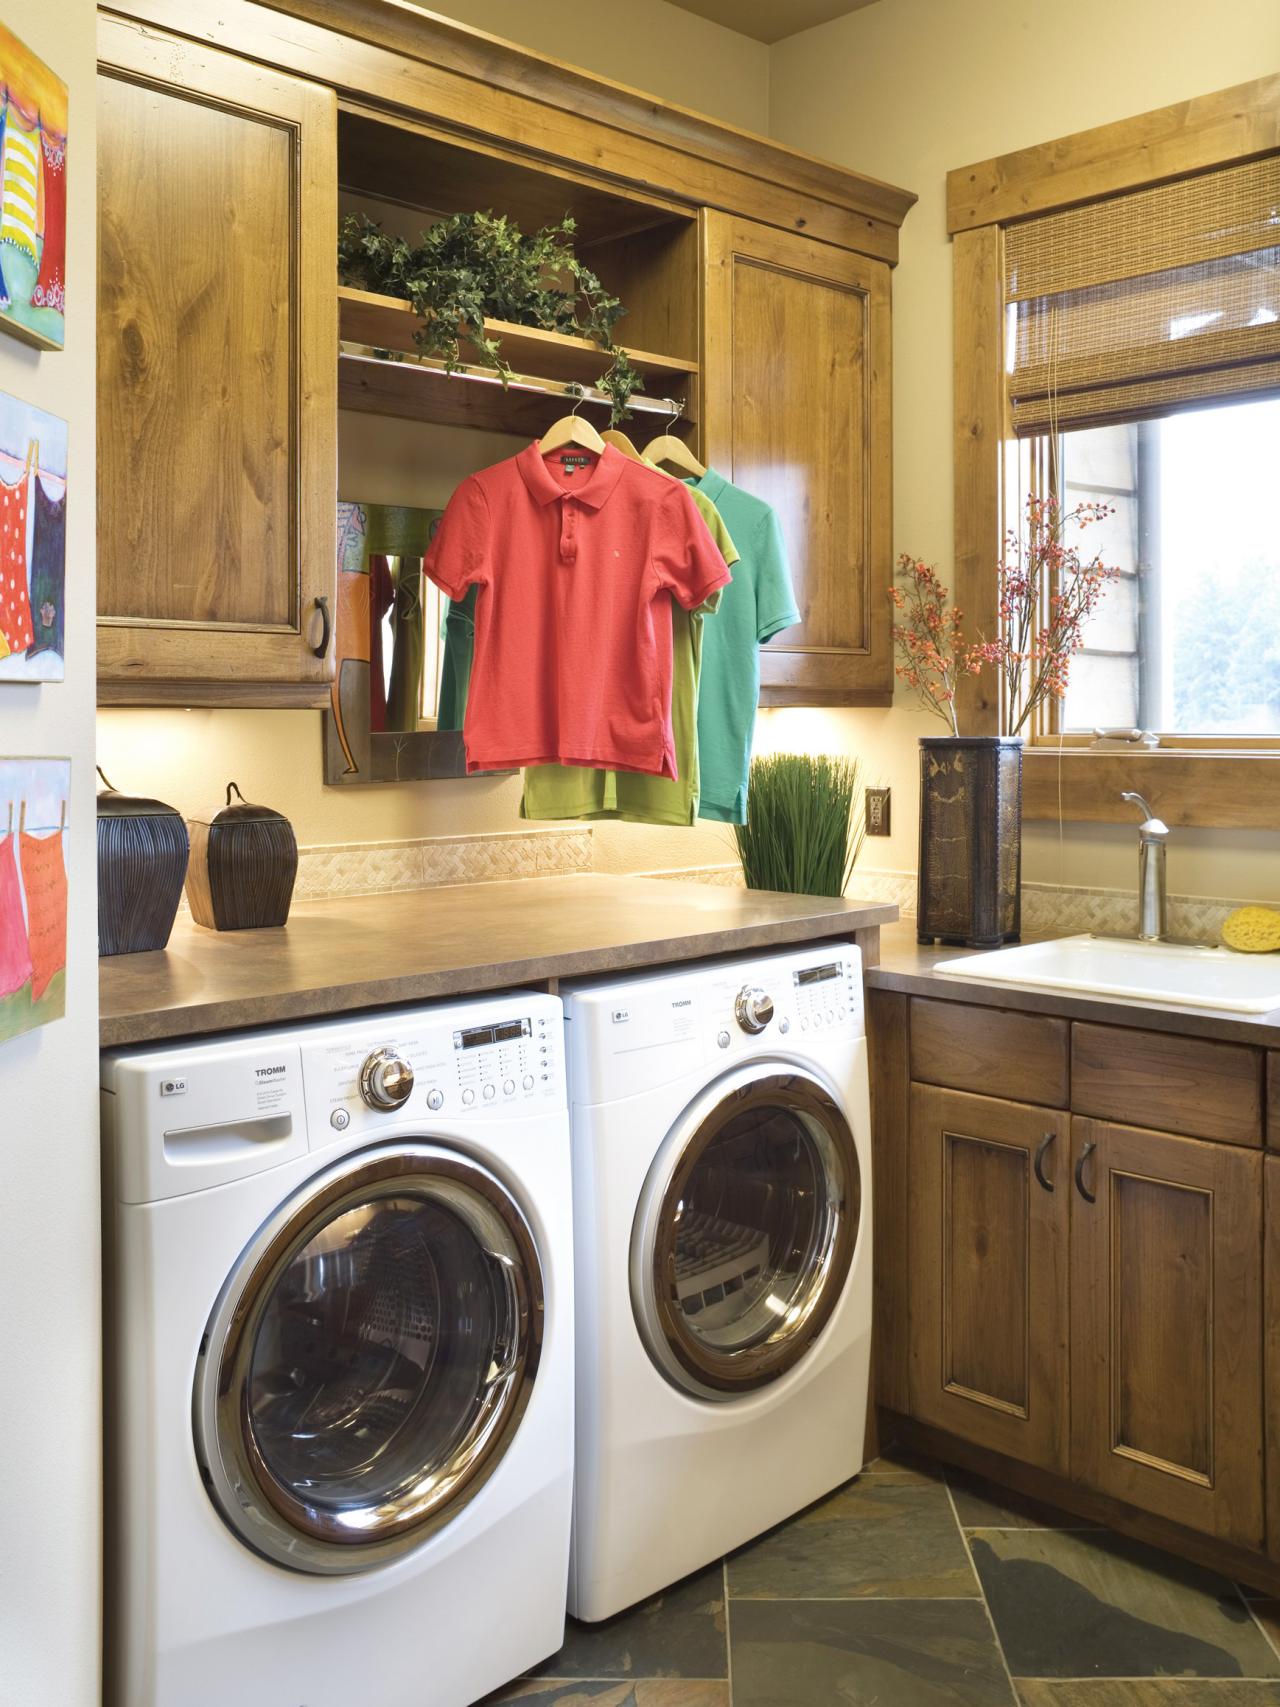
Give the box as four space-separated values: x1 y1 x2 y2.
96 19 337 704
1070 1117 1264 1549
701 213 892 706
909 1084 1071 1474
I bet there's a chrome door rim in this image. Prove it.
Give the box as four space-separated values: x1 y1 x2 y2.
631 1068 859 1400
193 1142 543 1576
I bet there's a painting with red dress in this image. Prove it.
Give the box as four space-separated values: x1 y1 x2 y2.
0 23 66 351
0 389 67 683
0 755 69 1044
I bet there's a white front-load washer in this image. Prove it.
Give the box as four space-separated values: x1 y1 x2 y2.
563 943 871 1622
100 991 573 1707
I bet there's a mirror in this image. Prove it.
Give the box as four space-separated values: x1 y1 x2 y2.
323 500 495 785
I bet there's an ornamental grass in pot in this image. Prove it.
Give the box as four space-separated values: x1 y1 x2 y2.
735 753 865 898
892 496 1120 948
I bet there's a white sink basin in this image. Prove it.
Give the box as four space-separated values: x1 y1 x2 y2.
934 934 1280 1015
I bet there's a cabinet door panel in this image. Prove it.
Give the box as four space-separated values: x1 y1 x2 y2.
1071 1117 1263 1548
702 214 891 703
1265 1158 1280 1559
909 1084 1070 1473
97 20 336 696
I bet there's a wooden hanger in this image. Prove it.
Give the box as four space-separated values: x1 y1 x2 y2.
540 394 606 456
645 403 705 480
601 428 642 461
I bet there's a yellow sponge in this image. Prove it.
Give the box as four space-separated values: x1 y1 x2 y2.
1222 906 1280 953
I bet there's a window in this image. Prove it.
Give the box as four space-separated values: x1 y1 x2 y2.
949 79 1280 822
1026 396 1280 738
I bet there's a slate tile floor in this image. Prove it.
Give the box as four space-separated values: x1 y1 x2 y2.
483 1453 1280 1706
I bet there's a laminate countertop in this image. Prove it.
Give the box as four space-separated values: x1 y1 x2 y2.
99 874 897 1049
868 921 1280 1046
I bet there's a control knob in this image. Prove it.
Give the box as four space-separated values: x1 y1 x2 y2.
358 1048 415 1110
734 985 775 1034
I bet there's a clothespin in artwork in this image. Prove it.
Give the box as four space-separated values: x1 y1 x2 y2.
19 800 26 833
5 803 11 835
59 800 66 832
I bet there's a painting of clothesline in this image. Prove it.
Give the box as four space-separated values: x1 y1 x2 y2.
0 25 66 351
0 390 67 683
0 756 69 1044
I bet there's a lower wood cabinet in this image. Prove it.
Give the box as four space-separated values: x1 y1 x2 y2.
909 1085 1071 1473
906 1078 1265 1548
1070 1118 1264 1550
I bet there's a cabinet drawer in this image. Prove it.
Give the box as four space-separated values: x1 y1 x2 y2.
1072 1024 1263 1146
910 998 1069 1107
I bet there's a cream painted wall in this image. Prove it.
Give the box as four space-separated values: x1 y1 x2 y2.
0 7 101 1706
422 0 770 132
769 0 1280 903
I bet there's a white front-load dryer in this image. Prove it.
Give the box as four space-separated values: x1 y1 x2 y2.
563 944 871 1622
100 992 573 1707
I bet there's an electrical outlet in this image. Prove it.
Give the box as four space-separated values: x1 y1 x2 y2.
865 787 891 837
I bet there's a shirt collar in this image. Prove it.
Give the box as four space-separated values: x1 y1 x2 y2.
689 465 728 507
518 441 625 510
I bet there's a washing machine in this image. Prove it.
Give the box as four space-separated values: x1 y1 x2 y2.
563 943 871 1621
100 991 573 1707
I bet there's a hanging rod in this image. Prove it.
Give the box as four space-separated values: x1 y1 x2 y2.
338 342 686 420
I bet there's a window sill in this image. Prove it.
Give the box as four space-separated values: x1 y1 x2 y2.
1022 748 1280 829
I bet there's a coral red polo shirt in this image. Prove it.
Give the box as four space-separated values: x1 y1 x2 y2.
425 443 732 776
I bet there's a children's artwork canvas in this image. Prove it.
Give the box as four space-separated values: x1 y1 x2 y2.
0 756 69 1043
0 25 67 351
0 390 67 682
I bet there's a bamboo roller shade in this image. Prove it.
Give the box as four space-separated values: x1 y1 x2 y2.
1003 153 1280 434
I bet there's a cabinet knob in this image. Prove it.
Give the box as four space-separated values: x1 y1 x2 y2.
1034 1130 1056 1193
1074 1138 1098 1204
311 594 332 660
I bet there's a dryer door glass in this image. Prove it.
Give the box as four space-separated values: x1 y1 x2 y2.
645 1073 860 1395
194 1145 542 1575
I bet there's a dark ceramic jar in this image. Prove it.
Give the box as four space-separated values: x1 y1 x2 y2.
185 782 299 931
96 767 190 956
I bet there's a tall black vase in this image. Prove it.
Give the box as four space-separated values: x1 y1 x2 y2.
917 736 1023 949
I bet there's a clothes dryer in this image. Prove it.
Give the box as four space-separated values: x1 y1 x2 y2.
101 992 572 1707
563 945 871 1621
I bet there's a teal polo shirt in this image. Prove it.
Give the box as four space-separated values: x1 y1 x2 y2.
685 469 800 824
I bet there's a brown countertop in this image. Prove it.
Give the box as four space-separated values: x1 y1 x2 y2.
99 874 897 1049
868 922 1280 1046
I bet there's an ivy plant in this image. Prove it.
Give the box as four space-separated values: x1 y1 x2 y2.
338 210 646 423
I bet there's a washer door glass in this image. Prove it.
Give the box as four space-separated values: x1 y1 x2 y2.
639 1072 860 1397
194 1144 542 1575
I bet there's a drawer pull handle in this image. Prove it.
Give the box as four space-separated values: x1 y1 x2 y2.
1034 1131 1056 1193
1075 1139 1097 1204
311 594 332 660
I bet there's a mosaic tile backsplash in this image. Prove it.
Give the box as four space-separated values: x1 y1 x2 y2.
198 828 1270 950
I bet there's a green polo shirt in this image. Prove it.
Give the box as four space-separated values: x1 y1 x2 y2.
686 469 799 824
521 477 738 825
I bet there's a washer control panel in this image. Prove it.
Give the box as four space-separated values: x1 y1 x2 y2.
789 957 859 1035
300 996 564 1140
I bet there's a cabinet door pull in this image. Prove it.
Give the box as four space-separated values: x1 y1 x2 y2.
1074 1138 1097 1204
311 595 332 660
1033 1130 1056 1193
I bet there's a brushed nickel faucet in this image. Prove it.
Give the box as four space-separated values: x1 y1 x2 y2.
1121 791 1169 942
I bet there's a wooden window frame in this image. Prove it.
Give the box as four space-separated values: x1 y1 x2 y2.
949 75 1280 829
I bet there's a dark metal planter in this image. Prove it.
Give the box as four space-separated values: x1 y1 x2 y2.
916 736 1023 949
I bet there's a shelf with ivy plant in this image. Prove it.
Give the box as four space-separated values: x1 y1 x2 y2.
336 211 698 436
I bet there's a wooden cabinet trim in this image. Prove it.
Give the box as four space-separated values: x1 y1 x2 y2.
1265 1157 1280 1559
868 989 910 1414
1268 1054 1279 1150
1072 1022 1263 1147
1070 1116 1264 1549
910 996 1069 1107
103 0 915 261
